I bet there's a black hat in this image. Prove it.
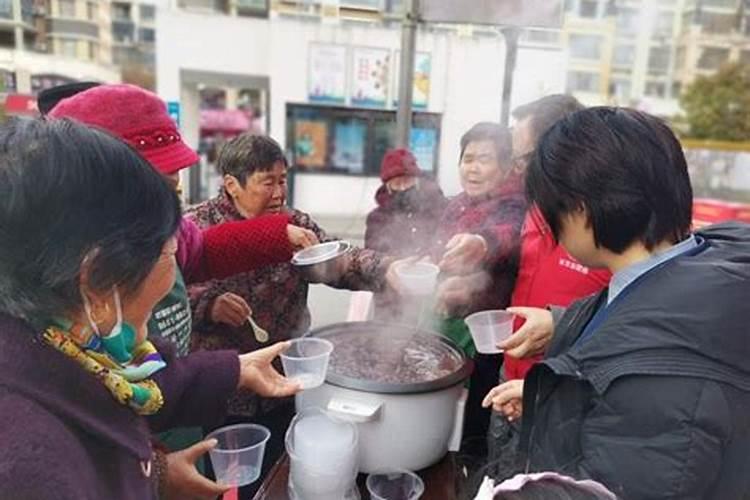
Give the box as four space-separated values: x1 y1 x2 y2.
37 81 101 116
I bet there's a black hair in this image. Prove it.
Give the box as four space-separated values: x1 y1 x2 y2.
459 122 512 166
37 81 101 116
493 478 615 500
526 107 693 253
512 94 584 144
0 118 181 322
217 133 288 185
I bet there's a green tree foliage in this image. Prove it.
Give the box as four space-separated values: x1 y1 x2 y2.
680 63 750 141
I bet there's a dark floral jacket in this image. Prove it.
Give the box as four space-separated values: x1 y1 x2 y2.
185 191 390 418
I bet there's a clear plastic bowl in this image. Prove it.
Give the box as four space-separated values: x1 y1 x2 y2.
395 262 439 296
286 408 359 499
464 310 515 354
206 423 270 487
281 338 334 389
366 470 425 500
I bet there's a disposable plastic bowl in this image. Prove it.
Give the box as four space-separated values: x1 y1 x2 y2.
206 423 270 487
281 338 334 389
464 310 515 354
395 262 439 296
366 470 425 500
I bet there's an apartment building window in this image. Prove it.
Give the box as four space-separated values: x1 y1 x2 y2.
59 38 77 57
699 12 737 34
675 46 686 70
616 7 639 35
567 71 600 93
88 40 98 60
113 22 135 43
580 0 599 18
654 11 674 37
139 27 155 43
569 34 603 60
523 29 562 45
113 46 132 65
613 44 635 67
140 4 156 21
648 46 671 76
340 0 381 8
59 0 76 18
701 0 738 7
385 0 404 14
112 2 131 21
645 81 666 98
87 1 98 21
698 47 729 70
21 0 33 23
0 0 12 20
610 78 631 100
236 0 269 17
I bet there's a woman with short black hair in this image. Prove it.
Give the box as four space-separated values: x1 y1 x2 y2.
0 118 298 499
508 107 750 499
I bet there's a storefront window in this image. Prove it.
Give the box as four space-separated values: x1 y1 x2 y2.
287 103 441 177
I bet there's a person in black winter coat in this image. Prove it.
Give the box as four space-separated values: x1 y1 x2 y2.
365 148 447 321
495 107 750 500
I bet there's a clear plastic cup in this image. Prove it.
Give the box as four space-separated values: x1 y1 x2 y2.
286 408 359 500
206 423 270 487
395 262 439 296
280 338 334 389
366 470 425 500
464 310 515 354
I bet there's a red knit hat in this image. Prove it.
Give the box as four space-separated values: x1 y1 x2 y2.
48 84 198 175
380 148 420 182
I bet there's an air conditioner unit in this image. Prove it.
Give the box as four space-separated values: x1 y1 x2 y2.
33 5 47 15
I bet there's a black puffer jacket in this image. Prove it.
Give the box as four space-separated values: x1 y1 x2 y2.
519 222 750 500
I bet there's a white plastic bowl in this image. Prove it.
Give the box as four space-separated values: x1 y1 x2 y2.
281 338 334 389
395 262 439 296
464 310 515 354
206 423 270 487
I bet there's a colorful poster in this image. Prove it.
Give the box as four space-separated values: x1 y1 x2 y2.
308 44 347 104
392 52 431 109
294 120 328 169
332 119 366 173
351 47 390 108
410 127 438 172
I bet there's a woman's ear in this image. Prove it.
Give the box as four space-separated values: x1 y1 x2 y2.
78 254 113 325
224 175 240 198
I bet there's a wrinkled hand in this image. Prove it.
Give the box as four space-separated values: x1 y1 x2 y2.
435 276 473 315
210 292 252 328
287 225 319 249
238 341 301 398
439 233 487 274
498 307 554 359
482 379 524 422
164 439 229 500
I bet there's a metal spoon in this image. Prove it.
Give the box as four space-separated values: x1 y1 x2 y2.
246 315 269 343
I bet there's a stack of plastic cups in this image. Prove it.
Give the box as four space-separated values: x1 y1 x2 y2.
285 408 359 500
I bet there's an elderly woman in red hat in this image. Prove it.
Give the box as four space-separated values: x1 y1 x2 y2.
365 148 447 319
365 148 447 257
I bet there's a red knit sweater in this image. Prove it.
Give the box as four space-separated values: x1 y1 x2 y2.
176 214 293 285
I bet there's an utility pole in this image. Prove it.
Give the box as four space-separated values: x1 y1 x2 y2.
500 27 520 126
395 0 419 147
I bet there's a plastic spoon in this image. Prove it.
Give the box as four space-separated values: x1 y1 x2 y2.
246 316 269 343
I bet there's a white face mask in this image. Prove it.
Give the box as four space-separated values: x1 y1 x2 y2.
82 287 137 363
